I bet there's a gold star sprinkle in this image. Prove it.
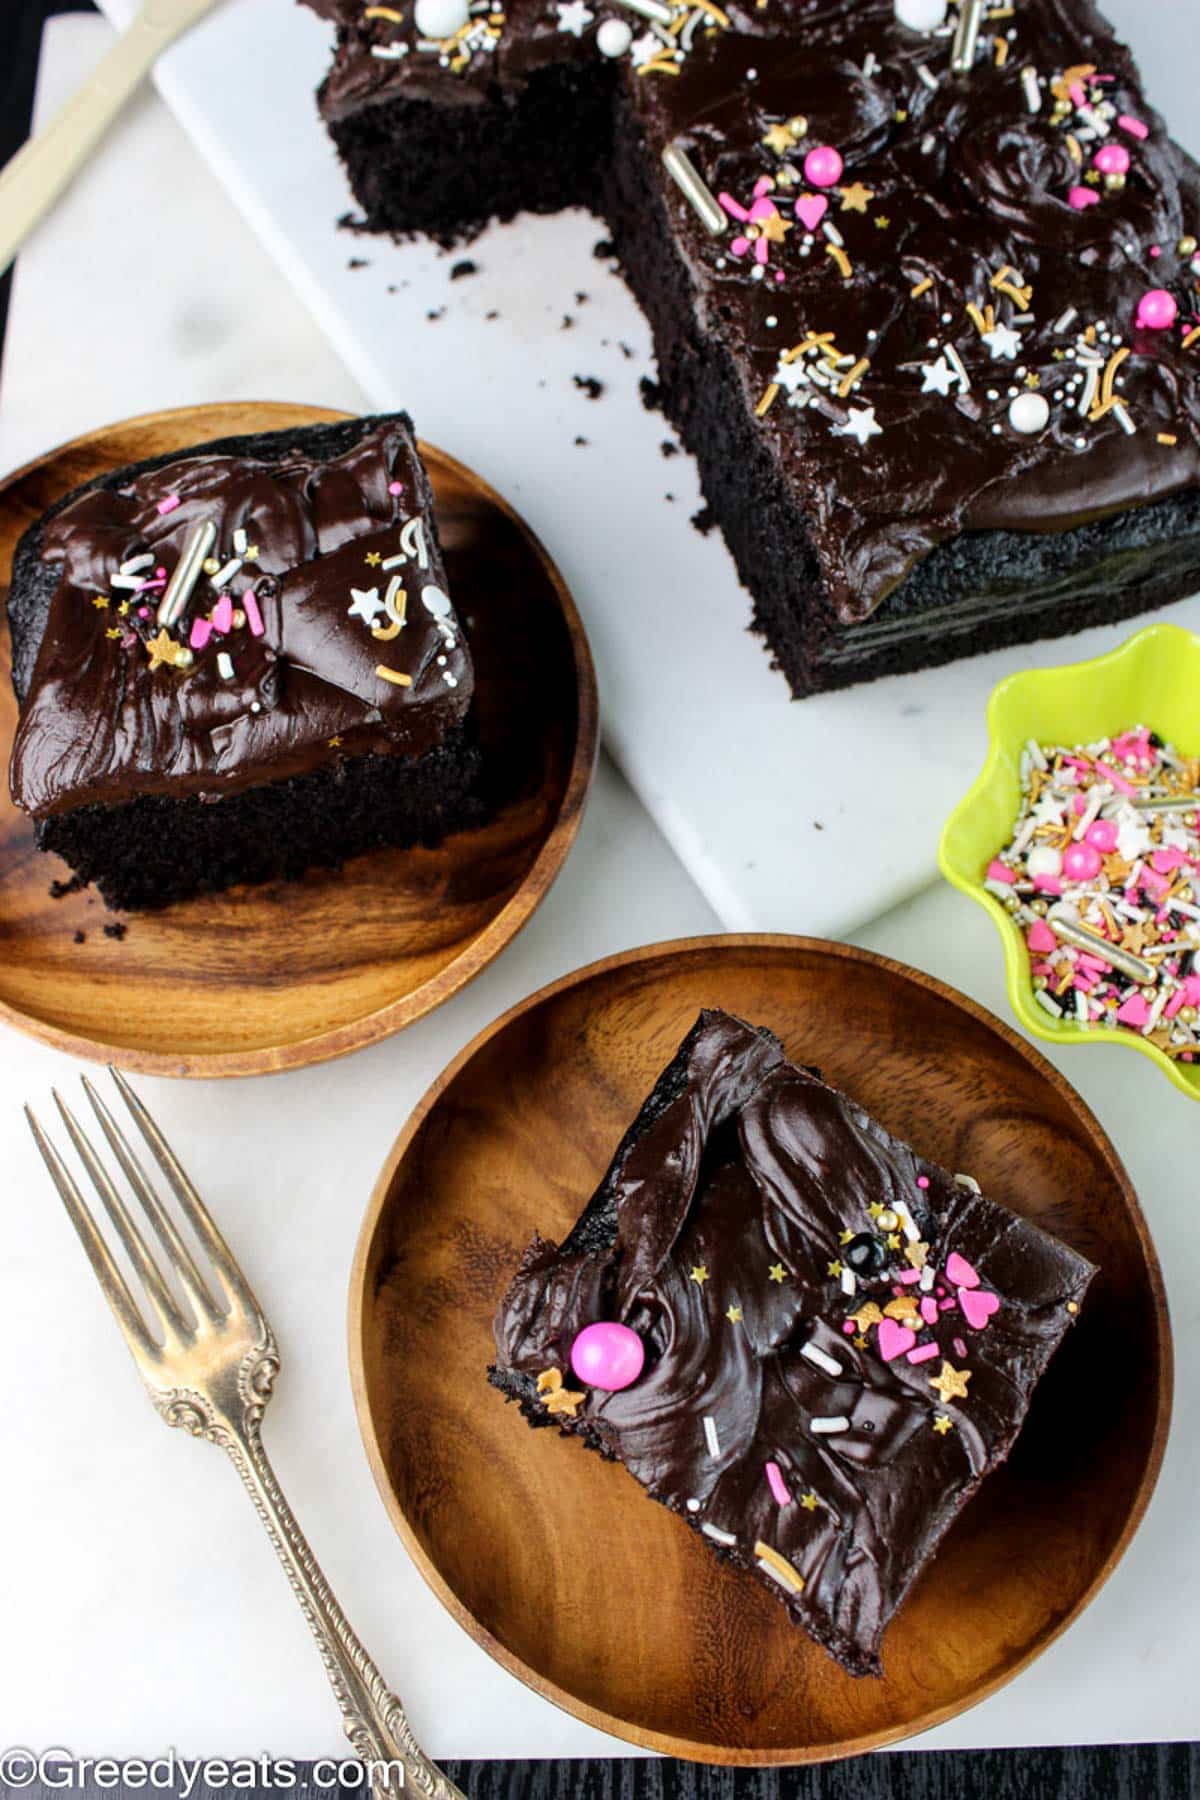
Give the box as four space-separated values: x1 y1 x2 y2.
726 1304 743 1324
760 211 792 245
117 600 130 616
91 596 109 610
536 1368 585 1417
929 1361 971 1405
886 1233 902 1252
851 1301 884 1332
905 1241 929 1270
800 1491 819 1512
364 551 383 566
762 122 797 155
874 214 892 229
853 1333 868 1349
690 1264 710 1285
768 1263 787 1283
838 1229 854 1246
144 628 183 672
932 1413 954 1435
827 1260 843 1278
105 627 122 640
327 735 343 748
884 1296 919 1322
893 109 907 123
868 1203 884 1221
839 181 874 213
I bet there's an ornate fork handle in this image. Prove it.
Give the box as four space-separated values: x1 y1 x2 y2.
158 1347 465 1800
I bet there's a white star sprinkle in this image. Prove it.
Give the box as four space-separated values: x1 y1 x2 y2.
629 29 663 66
773 357 813 398
919 354 957 396
982 322 1022 361
348 586 385 626
837 404 883 446
556 0 594 34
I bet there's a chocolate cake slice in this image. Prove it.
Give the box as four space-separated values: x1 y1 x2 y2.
490 1009 1095 1676
7 413 484 911
302 0 1200 695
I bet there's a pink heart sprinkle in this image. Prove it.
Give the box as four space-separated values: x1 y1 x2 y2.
794 193 828 232
945 1252 979 1289
1026 920 1057 954
877 1317 917 1362
959 1287 1000 1331
1069 185 1100 210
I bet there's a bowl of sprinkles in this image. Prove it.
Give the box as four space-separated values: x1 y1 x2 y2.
939 623 1200 1099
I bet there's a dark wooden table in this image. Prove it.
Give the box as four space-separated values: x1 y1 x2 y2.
0 6 1191 1795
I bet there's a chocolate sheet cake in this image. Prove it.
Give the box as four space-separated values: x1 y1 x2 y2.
301 0 1200 695
490 1009 1095 1676
8 413 484 911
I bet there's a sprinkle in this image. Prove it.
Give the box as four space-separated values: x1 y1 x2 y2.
950 0 983 72
243 588 265 637
916 62 939 90
992 37 1009 69
764 1461 792 1506
376 665 413 687
158 519 217 628
1118 113 1149 140
932 1413 954 1435
756 383 780 417
910 277 934 299
810 1415 850 1435
1183 327 1200 351
364 4 406 16
755 1544 805 1594
929 1361 971 1404
216 651 234 680
109 573 146 592
826 243 853 279
156 494 181 516
840 1266 857 1296
703 1415 721 1458
209 557 243 590
702 1522 737 1545
1158 433 1178 447
690 1263 709 1285
118 553 155 577
662 141 726 233
686 1498 701 1513
906 1342 940 1365
801 1341 842 1378
836 358 869 396
1021 64 1041 112
1053 306 1078 333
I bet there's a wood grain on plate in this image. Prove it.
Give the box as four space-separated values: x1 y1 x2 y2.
351 935 1170 1766
0 402 596 1077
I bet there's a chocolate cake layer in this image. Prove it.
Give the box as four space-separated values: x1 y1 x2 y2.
302 0 1200 694
490 1009 1095 1676
8 414 485 909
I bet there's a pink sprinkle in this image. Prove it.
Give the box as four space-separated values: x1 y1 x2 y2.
1152 847 1188 873
1032 874 1063 896
953 1337 968 1359
243 588 265 637
916 1175 930 1189
1118 113 1149 140
156 494 181 516
1150 246 1162 260
212 595 234 635
765 1460 792 1506
190 618 212 651
987 859 1015 885
906 1343 939 1365
1027 919 1057 954
843 1320 856 1334
1117 993 1151 1027
898 1268 922 1286
136 576 166 592
388 481 403 495
920 1297 939 1325
939 1297 957 1311
1166 989 1187 1020
138 606 150 619
1069 186 1100 210
1069 81 1086 105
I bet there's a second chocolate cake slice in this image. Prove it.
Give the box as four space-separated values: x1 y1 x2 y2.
8 412 485 911
490 1008 1095 1677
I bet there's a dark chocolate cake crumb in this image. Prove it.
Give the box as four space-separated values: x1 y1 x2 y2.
347 256 369 269
575 291 589 304
661 440 678 458
425 308 444 321
449 258 479 279
639 377 661 413
561 314 574 329
592 237 615 260
50 874 86 900
691 505 717 536
103 922 127 940
617 342 635 360
573 374 604 400
73 930 86 945
574 436 589 446
485 309 499 320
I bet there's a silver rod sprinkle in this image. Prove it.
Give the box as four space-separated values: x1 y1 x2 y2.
157 519 216 628
1133 793 1200 812
613 0 674 23
661 141 726 236
1048 914 1157 985
950 0 984 73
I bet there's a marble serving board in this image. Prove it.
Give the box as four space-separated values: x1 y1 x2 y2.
95 0 1200 938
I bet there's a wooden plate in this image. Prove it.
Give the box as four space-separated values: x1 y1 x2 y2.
0 403 596 1077
351 935 1171 1766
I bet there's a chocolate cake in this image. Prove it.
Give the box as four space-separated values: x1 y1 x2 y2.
7 414 484 911
490 1009 1095 1676
301 0 1200 695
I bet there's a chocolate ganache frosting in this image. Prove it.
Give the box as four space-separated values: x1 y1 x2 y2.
306 0 1200 621
10 417 472 818
491 1009 1095 1675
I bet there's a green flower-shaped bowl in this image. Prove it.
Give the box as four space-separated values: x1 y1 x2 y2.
938 622 1200 1101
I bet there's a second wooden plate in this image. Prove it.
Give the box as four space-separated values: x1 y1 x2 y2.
0 403 596 1076
351 935 1170 1765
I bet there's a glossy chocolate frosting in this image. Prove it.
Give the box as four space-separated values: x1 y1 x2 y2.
492 1009 1095 1675
9 417 473 818
306 0 1200 619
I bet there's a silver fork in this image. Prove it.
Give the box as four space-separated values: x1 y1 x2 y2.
26 1069 465 1800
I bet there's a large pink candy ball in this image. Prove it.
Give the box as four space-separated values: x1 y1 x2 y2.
1094 143 1130 176
1086 819 1119 852
804 145 844 189
1136 287 1178 330
570 1321 645 1392
1062 841 1103 881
